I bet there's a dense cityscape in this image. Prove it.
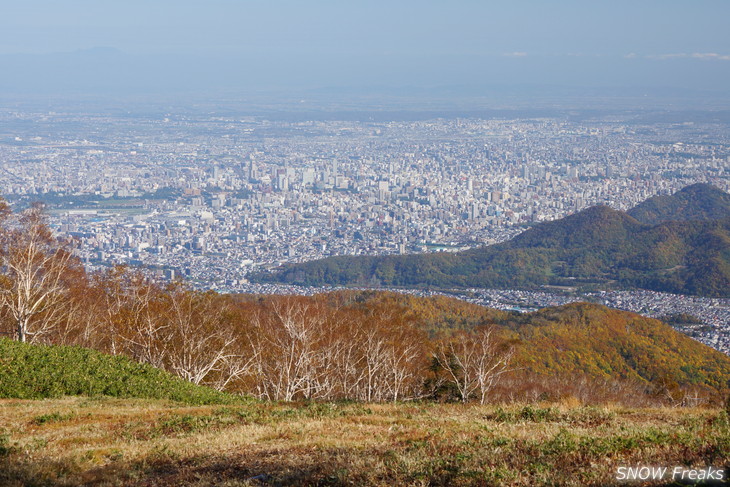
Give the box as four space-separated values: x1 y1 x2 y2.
1 107 728 352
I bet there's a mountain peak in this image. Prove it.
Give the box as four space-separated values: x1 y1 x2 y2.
628 183 730 225
572 204 633 221
679 182 725 195
509 204 643 249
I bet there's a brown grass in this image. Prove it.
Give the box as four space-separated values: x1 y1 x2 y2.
1 398 728 486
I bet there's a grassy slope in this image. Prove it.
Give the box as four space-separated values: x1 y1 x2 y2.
1 397 728 486
0 295 729 484
0 338 244 405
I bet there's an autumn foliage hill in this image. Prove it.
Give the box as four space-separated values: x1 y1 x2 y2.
1 278 728 405
325 292 730 403
499 303 730 392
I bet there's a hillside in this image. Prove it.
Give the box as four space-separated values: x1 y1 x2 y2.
0 338 243 405
502 303 730 393
3 291 727 405
628 183 730 224
339 292 730 399
253 185 730 297
2 294 730 485
3 292 729 481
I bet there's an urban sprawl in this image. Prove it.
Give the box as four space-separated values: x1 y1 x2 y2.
0 109 728 352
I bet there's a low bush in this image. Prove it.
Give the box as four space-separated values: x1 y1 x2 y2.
0 338 247 405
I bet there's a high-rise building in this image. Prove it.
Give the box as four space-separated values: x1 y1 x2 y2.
302 168 315 186
247 154 257 182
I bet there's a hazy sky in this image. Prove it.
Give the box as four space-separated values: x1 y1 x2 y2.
2 0 729 96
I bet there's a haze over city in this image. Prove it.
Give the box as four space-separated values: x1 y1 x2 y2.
1 0 730 101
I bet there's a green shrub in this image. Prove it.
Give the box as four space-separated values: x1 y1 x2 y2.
0 338 247 405
541 428 577 455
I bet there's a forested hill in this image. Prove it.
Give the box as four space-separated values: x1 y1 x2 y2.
331 292 730 398
252 184 730 297
628 183 730 224
500 301 730 393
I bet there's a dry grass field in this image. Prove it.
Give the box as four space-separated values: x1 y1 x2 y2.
1 398 728 486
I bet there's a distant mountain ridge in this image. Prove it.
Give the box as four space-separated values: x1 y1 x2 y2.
252 184 730 297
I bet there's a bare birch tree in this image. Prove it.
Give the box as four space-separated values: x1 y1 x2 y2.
164 286 254 388
435 326 515 404
109 273 170 369
248 297 331 401
0 204 76 344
